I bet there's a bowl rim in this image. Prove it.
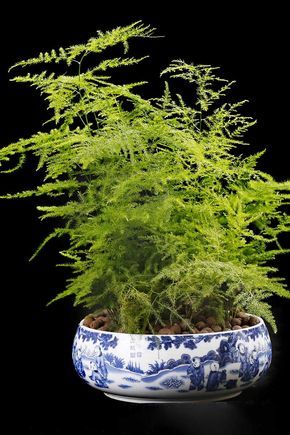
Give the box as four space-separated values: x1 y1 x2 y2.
78 314 264 337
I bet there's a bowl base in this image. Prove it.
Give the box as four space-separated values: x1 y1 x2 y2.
104 391 241 404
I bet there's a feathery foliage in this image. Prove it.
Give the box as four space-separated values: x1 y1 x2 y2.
1 22 290 333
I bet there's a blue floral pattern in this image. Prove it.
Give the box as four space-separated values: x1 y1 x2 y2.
77 327 118 349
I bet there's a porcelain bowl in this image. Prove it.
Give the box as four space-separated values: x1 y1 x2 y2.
72 316 272 403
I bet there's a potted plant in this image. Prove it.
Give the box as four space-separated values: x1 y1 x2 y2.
1 21 289 403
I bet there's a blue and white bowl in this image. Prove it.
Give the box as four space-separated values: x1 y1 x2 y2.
72 315 272 403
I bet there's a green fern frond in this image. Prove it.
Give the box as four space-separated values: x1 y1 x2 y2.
10 21 155 71
0 180 84 199
162 60 235 111
9 48 67 71
93 55 149 72
29 228 70 261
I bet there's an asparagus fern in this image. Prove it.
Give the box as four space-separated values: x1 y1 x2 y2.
1 21 289 333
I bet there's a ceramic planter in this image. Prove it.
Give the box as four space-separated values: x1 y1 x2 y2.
72 315 272 403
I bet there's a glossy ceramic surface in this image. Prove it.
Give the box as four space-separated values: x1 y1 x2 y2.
72 316 271 403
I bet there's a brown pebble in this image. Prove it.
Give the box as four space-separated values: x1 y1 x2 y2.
89 319 98 329
90 317 106 329
195 314 206 322
99 315 109 324
99 323 111 331
191 327 199 334
248 316 260 326
196 321 207 330
232 325 242 330
83 314 96 327
200 327 213 333
231 318 242 327
171 323 182 334
212 325 223 332
242 325 249 329
206 316 217 327
158 328 172 335
236 312 251 325
154 323 162 332
179 320 190 331
241 316 250 325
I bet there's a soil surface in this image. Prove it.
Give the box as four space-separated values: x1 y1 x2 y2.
82 310 260 334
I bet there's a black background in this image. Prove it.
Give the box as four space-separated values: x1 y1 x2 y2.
1 4 289 434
